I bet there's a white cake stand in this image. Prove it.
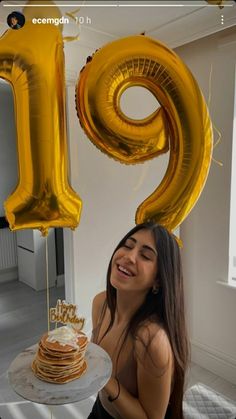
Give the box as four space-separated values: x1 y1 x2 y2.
8 342 112 405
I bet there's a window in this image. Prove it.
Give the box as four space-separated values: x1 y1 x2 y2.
228 64 236 287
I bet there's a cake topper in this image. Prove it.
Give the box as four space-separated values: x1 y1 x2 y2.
50 299 85 330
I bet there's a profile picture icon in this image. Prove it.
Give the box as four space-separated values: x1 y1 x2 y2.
7 11 25 30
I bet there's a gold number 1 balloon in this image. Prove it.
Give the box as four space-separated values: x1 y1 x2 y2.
0 20 82 236
76 35 213 232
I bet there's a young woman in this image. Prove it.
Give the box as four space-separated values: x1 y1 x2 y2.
88 222 189 419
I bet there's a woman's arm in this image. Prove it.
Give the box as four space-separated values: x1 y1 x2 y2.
103 376 148 419
103 325 173 419
136 327 173 419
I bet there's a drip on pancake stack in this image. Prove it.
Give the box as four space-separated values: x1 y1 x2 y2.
32 325 88 384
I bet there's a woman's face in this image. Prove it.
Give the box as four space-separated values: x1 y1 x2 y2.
110 229 158 294
11 17 18 26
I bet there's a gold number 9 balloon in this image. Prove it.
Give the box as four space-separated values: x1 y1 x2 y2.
0 10 82 235
76 35 213 232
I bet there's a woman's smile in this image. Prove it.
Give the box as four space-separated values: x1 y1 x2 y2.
116 264 135 278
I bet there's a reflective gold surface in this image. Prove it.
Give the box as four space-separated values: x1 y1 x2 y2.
0 21 82 235
76 35 213 231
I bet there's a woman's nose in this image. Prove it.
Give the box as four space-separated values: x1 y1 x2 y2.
124 248 137 263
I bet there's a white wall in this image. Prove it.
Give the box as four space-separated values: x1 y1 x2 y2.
176 27 236 384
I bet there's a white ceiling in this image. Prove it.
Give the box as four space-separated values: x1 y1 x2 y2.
67 0 236 48
0 0 236 48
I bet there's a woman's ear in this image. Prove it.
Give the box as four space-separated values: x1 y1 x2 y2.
152 283 159 295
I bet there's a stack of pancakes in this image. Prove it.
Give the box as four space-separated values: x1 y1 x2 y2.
32 328 88 384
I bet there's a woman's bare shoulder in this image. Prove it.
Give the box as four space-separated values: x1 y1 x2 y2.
135 319 165 341
92 291 107 328
92 291 106 308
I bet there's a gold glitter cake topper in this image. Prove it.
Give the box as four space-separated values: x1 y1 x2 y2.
50 299 85 330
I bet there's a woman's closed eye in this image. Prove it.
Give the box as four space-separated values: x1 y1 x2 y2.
123 243 133 249
141 253 153 261
123 239 135 249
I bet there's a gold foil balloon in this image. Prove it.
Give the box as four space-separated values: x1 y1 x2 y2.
76 35 213 232
0 6 82 235
76 53 169 163
205 0 227 8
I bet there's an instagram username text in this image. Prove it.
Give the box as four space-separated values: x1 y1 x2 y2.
32 16 92 26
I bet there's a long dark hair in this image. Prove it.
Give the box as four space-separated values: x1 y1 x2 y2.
99 222 189 419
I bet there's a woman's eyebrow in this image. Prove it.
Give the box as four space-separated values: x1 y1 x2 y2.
128 237 157 255
127 237 136 243
142 245 157 255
